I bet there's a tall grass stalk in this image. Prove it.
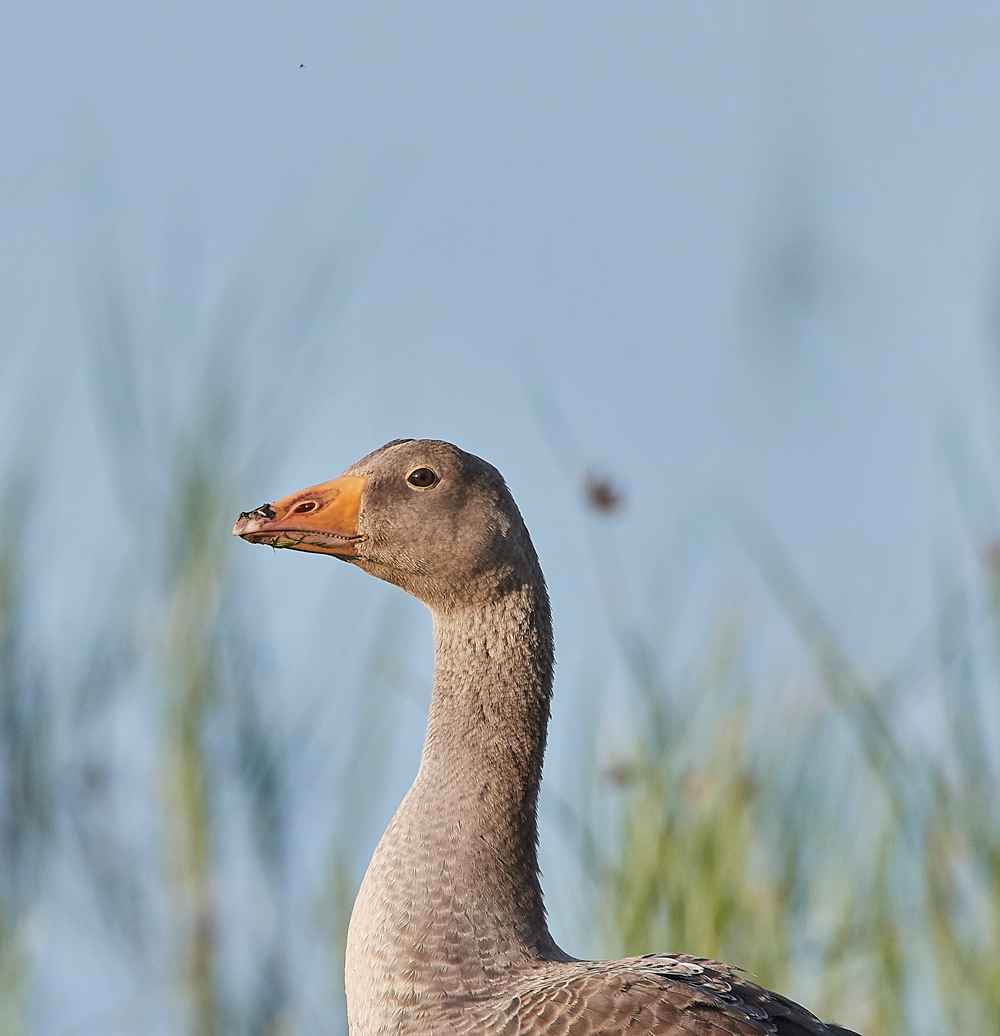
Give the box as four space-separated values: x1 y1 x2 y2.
159 433 234 1036
0 455 52 1035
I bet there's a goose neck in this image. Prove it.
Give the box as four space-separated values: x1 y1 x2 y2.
422 583 554 790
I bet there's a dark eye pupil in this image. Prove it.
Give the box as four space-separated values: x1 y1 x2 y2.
407 468 436 488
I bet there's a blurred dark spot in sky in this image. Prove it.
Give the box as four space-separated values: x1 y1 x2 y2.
584 472 624 516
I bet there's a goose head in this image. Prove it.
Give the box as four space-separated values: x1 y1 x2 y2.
233 439 542 612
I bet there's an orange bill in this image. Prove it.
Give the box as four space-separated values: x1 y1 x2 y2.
232 475 368 557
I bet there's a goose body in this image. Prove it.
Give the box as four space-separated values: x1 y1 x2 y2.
234 439 860 1036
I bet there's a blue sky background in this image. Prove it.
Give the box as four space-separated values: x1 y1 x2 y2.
5 1 999 656
3 1 1000 1029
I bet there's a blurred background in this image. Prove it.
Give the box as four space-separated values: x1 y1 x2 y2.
2 2 999 1033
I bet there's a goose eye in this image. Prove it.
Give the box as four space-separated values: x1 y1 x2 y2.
406 467 439 489
293 501 317 514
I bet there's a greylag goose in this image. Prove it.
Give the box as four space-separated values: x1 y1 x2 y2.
234 439 860 1036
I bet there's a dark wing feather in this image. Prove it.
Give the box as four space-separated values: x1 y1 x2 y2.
473 956 861 1036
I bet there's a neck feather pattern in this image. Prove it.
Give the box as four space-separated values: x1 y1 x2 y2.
421 580 554 925
345 578 559 1034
